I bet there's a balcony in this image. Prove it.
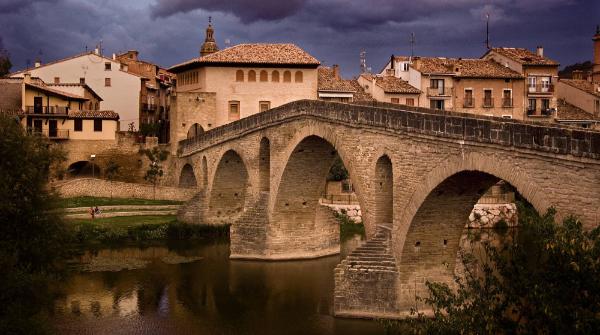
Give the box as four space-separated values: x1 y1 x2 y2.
141 103 157 112
482 98 494 108
427 86 452 97
502 98 513 108
29 129 69 139
528 84 554 95
526 108 554 118
25 106 69 115
463 98 474 108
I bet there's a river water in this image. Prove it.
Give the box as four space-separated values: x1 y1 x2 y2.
51 235 385 335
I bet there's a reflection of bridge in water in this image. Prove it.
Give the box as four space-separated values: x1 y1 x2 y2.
173 99 600 318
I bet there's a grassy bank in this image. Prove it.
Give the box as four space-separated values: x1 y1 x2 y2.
66 215 229 245
57 196 182 208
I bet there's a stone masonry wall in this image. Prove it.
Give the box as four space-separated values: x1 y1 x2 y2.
467 203 518 228
54 178 195 201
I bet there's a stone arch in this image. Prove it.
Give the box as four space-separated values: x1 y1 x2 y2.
187 123 204 139
271 70 280 82
394 152 549 268
294 70 303 83
283 70 291 82
179 163 197 188
207 150 249 225
67 161 101 178
235 70 244 82
248 70 256 82
259 137 270 192
374 155 393 226
259 70 268 82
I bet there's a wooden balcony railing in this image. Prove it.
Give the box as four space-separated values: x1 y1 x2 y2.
25 106 69 114
427 87 452 97
528 84 554 94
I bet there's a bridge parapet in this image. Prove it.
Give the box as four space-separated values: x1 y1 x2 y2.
178 100 600 160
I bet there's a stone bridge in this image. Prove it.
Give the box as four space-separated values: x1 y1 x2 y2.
174 99 600 318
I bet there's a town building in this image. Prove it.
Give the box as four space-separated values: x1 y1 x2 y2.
116 50 175 143
168 20 320 144
482 46 559 121
317 65 356 102
593 25 600 83
356 72 421 106
0 74 119 140
379 56 524 119
9 49 143 131
554 99 600 129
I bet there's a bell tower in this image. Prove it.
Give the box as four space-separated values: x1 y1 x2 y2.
200 17 219 57
593 25 600 83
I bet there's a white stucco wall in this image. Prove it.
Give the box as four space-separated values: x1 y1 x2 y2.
12 53 141 131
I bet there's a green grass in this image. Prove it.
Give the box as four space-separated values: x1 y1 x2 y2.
66 215 178 227
56 196 182 208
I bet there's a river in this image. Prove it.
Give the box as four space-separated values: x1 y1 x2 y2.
51 234 385 335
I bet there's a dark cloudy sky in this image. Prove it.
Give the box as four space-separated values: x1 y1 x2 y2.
1 0 598 77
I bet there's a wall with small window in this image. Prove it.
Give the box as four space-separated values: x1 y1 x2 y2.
64 118 118 140
556 80 599 118
452 77 525 119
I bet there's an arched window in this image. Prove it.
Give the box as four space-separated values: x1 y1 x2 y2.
294 71 303 83
248 70 256 82
271 70 280 82
283 70 291 83
260 70 268 82
236 70 244 82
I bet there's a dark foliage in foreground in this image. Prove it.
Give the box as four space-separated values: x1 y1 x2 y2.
0 116 71 334
386 204 600 334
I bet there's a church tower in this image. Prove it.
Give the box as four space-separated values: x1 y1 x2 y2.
593 25 600 83
200 17 219 57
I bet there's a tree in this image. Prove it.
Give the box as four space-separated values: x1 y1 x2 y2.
327 155 349 181
391 203 600 334
140 147 168 200
0 115 71 334
0 37 11 76
105 160 120 199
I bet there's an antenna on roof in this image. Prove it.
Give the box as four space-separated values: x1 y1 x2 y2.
409 32 416 59
360 49 367 74
485 12 491 49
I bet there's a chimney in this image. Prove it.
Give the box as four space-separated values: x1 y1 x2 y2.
536 45 544 57
572 70 584 80
23 72 31 83
94 47 100 55
332 64 340 80
112 53 116 60
34 59 41 68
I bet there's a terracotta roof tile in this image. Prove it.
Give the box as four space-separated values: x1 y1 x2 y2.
555 99 599 121
26 82 88 100
169 43 320 72
360 73 421 94
487 47 559 66
349 80 375 102
318 67 356 93
560 79 600 98
412 57 523 78
69 110 119 120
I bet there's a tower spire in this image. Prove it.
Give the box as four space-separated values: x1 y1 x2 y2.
200 17 219 57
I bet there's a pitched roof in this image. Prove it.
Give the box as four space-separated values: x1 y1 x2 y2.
412 57 523 78
47 83 103 101
560 79 600 98
349 80 375 102
169 43 320 72
555 99 599 122
486 47 559 66
26 82 88 100
318 67 356 93
69 110 119 120
360 73 421 94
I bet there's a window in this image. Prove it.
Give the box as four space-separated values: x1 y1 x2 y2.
105 62 111 71
541 98 550 111
430 79 445 95
283 71 291 82
260 70 268 82
105 78 111 87
502 89 512 107
54 77 60 84
528 99 537 113
236 70 244 82
430 99 444 110
229 101 240 121
74 119 82 132
79 77 85 84
272 71 280 82
294 71 303 83
259 101 271 113
405 98 415 106
595 100 600 115
464 89 473 107
527 76 536 92
93 119 102 132
248 70 256 82
390 98 400 104
402 63 410 71
483 89 493 107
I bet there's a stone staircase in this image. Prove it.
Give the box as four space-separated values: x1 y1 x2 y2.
230 192 270 258
334 224 400 318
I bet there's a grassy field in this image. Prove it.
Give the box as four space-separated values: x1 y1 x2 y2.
57 196 182 208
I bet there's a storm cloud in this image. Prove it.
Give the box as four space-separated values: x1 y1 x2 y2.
1 0 598 77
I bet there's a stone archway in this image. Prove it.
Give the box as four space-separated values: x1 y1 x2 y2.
67 161 101 178
187 123 204 139
178 163 197 188
207 150 249 225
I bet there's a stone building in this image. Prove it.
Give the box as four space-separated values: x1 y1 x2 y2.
593 25 600 83
378 56 525 119
317 65 356 102
9 49 144 131
482 46 559 121
168 20 320 145
116 50 175 143
356 72 421 106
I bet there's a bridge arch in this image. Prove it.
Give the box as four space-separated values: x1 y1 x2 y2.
187 123 204 139
178 163 197 188
207 149 249 225
67 160 101 178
